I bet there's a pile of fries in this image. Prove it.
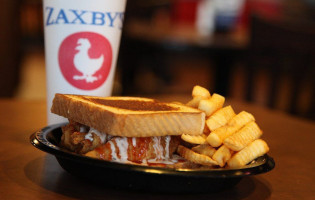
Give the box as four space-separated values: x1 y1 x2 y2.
177 86 269 168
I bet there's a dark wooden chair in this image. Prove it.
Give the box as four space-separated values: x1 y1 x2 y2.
245 15 315 120
0 0 22 97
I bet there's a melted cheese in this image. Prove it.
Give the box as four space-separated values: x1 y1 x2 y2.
145 135 176 165
83 126 179 166
164 136 171 159
114 137 129 162
152 137 163 160
84 127 107 143
80 126 88 133
105 135 175 165
108 141 118 161
132 137 137 147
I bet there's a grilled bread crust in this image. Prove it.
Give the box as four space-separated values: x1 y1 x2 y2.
51 94 205 137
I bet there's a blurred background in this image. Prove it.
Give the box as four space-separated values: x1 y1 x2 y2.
1 0 315 120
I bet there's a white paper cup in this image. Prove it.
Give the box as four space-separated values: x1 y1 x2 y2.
43 0 127 124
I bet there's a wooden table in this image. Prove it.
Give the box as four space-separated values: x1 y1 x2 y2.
0 96 314 199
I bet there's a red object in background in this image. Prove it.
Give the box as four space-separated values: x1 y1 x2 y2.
58 32 112 91
236 0 284 31
249 0 283 20
237 0 250 30
171 0 200 25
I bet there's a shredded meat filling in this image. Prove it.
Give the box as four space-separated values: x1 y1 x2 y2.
60 121 200 169
61 121 102 154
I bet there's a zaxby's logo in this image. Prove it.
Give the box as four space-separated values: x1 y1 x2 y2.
58 32 112 90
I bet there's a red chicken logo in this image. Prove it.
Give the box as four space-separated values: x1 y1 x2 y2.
58 32 112 90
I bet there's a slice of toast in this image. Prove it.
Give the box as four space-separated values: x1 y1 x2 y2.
51 94 205 137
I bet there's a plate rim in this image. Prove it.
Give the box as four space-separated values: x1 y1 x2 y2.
30 123 275 178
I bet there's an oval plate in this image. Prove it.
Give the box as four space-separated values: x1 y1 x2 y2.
30 123 275 193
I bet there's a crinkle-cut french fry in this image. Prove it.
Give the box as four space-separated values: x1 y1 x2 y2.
181 134 207 144
224 121 262 151
227 139 269 168
192 85 211 99
206 105 235 131
177 145 218 166
206 128 224 147
206 126 236 147
198 94 225 117
203 124 210 135
227 111 255 128
206 111 253 147
212 145 233 167
186 96 206 108
192 144 216 157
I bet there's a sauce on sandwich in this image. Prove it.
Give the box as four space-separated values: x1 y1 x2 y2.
92 135 183 166
61 117 187 168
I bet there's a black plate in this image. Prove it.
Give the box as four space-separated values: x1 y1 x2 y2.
30 123 275 193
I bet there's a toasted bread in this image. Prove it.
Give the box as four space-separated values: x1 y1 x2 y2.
51 94 205 137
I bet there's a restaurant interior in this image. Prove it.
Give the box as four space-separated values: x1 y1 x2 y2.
1 1 315 199
1 0 315 120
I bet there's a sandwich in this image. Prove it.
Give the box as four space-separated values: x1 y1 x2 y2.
51 85 270 169
51 93 206 167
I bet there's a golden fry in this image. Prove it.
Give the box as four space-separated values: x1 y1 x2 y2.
206 126 229 147
203 124 210 135
192 144 216 157
183 86 271 169
227 111 255 128
206 111 256 147
227 139 269 168
212 145 233 167
206 105 235 131
186 96 206 108
181 134 207 144
177 145 218 166
198 94 225 117
224 121 263 151
192 85 211 99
